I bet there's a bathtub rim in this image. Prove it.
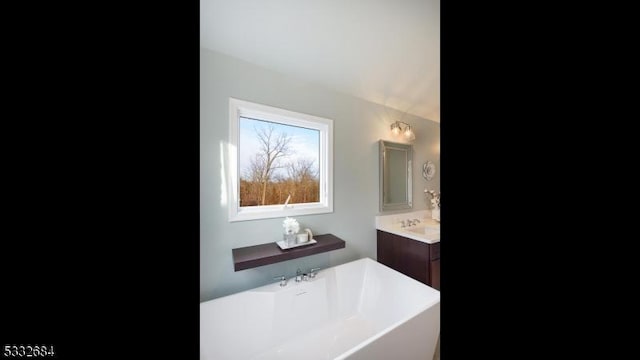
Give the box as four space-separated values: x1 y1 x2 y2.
200 257 440 360
333 258 440 359
200 257 439 305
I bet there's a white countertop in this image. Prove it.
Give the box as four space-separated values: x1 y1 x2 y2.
375 210 440 244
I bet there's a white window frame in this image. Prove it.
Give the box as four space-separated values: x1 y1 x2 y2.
228 98 334 222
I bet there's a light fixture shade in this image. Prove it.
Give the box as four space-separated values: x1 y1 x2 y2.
390 120 415 141
391 122 401 135
403 125 412 139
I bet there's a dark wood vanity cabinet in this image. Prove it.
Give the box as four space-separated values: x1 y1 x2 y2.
377 230 440 290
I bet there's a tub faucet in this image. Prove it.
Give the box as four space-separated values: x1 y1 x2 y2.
295 268 303 282
274 275 287 287
309 267 321 278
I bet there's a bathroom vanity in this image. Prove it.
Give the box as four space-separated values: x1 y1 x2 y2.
375 211 440 290
377 230 439 289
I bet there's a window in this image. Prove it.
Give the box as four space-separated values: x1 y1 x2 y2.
228 98 333 222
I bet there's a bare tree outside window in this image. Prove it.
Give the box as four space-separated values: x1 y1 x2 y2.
239 117 320 207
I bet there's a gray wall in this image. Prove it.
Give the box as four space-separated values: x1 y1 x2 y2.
200 48 440 301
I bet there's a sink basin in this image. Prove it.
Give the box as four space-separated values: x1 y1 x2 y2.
406 225 440 236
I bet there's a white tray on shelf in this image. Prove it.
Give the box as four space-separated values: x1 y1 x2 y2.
277 238 317 250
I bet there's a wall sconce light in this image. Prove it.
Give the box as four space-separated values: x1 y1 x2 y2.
390 121 415 141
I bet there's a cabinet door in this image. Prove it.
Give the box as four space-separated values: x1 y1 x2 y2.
377 230 430 285
377 230 396 268
430 259 440 290
401 235 429 284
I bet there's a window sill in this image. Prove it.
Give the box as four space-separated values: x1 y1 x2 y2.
229 204 333 222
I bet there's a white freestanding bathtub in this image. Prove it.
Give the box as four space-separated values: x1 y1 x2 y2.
200 257 440 360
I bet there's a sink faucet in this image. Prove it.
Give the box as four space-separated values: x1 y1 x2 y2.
403 219 421 226
295 268 303 282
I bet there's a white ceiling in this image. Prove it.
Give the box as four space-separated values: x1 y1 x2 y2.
201 0 440 122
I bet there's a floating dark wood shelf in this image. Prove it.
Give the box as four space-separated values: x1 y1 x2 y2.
232 233 346 271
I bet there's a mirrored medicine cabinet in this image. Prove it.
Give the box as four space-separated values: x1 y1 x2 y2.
379 140 413 211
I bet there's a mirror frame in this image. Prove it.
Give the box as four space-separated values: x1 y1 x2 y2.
379 140 413 211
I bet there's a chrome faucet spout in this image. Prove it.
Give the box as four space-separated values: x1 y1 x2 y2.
309 267 321 278
274 275 287 287
403 218 421 226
